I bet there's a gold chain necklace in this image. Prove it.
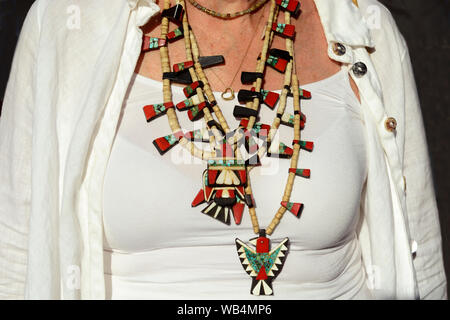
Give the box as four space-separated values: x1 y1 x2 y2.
187 0 269 19
203 6 268 100
142 0 309 296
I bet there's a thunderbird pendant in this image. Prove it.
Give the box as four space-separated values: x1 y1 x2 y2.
235 230 290 296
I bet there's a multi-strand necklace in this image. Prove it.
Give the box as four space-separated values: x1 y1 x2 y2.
141 0 313 296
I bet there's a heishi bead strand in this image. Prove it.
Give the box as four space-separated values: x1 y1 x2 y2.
189 31 231 133
244 5 285 234
188 0 269 19
266 11 303 235
246 0 278 129
255 12 293 160
243 8 304 235
241 0 280 234
159 0 215 159
179 0 222 151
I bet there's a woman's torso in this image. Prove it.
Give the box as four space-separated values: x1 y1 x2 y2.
102 68 372 299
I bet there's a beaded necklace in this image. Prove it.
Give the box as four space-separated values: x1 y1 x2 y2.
187 0 269 19
141 0 313 296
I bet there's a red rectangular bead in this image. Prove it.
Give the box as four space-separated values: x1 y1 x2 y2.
173 60 194 73
263 91 279 109
272 58 288 73
271 23 296 38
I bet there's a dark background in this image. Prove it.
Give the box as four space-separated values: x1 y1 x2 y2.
0 0 449 296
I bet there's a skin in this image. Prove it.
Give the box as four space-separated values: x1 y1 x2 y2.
136 0 360 100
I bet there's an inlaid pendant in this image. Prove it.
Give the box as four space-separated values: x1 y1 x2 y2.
192 157 248 225
236 230 290 296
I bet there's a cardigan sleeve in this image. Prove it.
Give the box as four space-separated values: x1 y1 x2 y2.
401 47 447 300
0 2 40 299
362 0 448 299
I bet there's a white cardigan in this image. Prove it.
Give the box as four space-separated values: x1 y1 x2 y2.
0 0 446 299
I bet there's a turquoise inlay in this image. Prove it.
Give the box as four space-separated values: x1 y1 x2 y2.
282 114 295 126
165 134 177 145
266 55 279 67
193 130 202 140
260 89 269 101
190 129 207 141
173 27 183 37
154 103 166 114
252 123 267 135
244 248 262 272
148 37 160 49
279 142 288 153
266 247 282 271
208 158 246 167
276 23 286 33
281 0 289 9
204 170 209 186
183 98 195 108
243 246 282 273
185 86 194 96
190 104 200 116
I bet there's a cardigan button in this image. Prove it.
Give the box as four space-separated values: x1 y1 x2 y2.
352 62 367 77
385 117 397 132
332 42 346 56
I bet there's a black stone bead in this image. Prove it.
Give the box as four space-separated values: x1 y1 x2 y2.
241 72 264 84
269 48 292 61
245 194 254 208
198 55 225 69
233 105 259 118
207 120 225 136
237 89 262 103
215 197 236 207
163 70 192 84
161 4 184 23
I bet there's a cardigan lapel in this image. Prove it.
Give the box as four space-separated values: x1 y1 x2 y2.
57 0 160 299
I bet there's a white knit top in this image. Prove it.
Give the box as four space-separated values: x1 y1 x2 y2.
102 69 373 299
